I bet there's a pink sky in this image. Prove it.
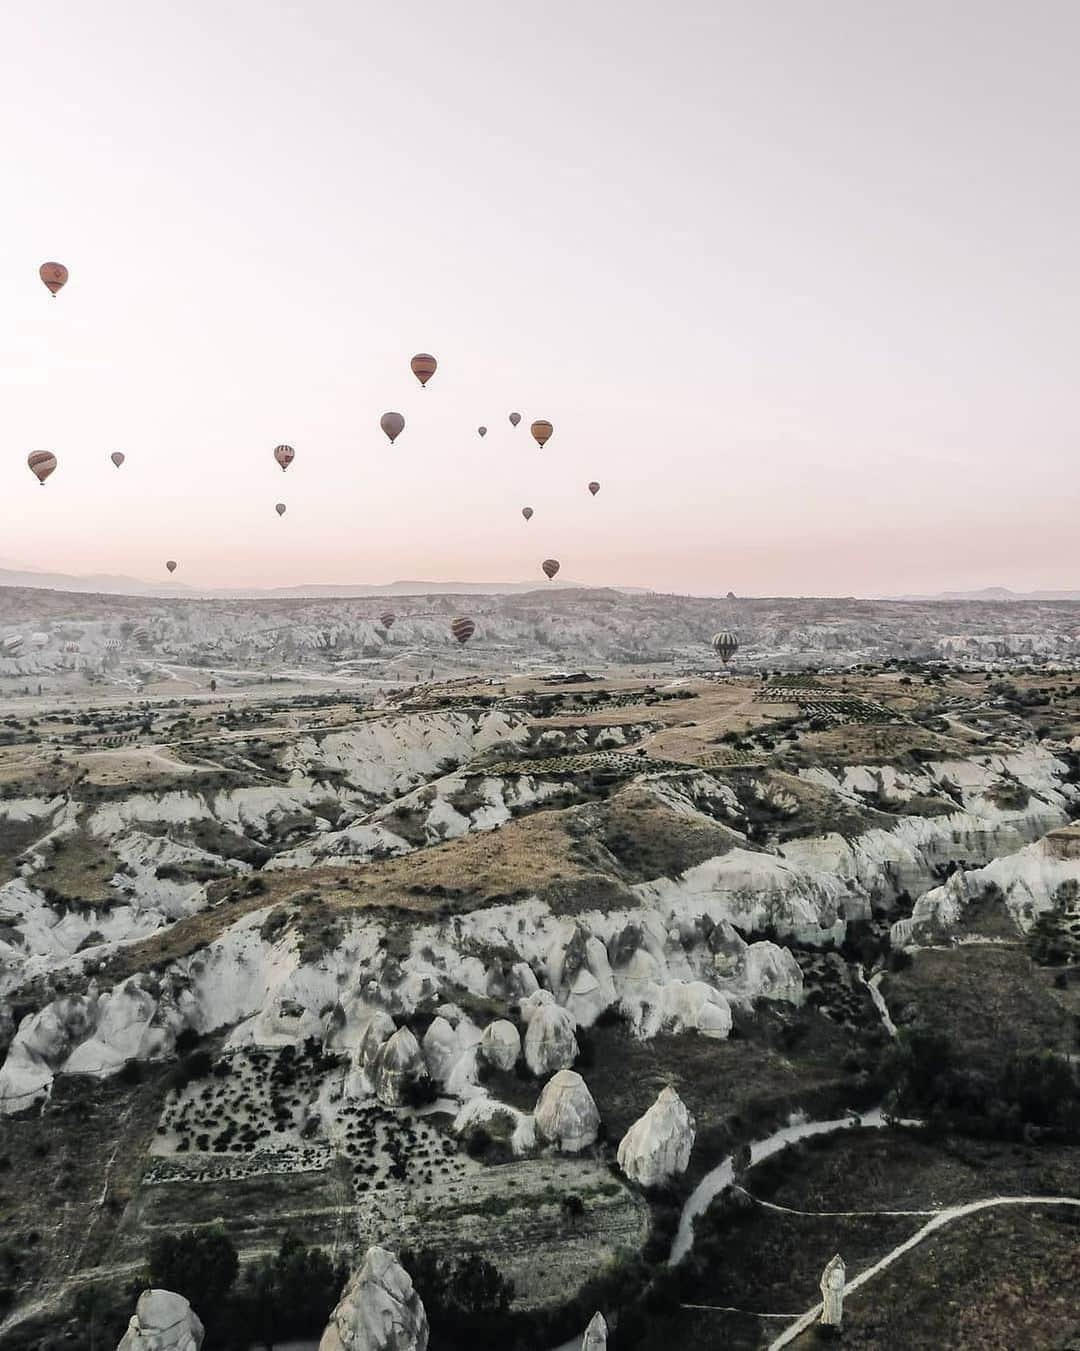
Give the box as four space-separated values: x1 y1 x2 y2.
3 1 1078 596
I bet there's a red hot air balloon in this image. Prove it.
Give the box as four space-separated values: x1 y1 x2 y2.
379 611 396 629
274 444 295 471
509 412 521 427
411 353 437 386
40 262 68 296
381 412 405 444
542 558 560 580
477 426 487 438
450 616 476 645
521 506 534 521
110 451 125 468
531 419 553 448
275 503 286 516
28 451 57 484
588 481 600 496
166 560 178 574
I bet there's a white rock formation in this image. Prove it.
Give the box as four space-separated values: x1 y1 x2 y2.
372 1026 426 1107
616 1086 695 1188
319 1246 429 1351
582 1312 608 1350
523 998 579 1076
117 1289 204 1351
480 1018 521 1071
534 1069 600 1152
820 1253 845 1328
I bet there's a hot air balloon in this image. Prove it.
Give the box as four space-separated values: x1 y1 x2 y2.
477 426 487 438
711 631 739 665
131 624 151 647
522 506 534 521
27 451 57 485
166 560 178 574
411 353 437 386
531 419 553 448
110 452 125 469
450 616 475 645
40 262 68 296
275 503 286 517
379 611 396 629
381 412 405 444
509 412 521 427
542 558 560 580
2 635 25 656
274 444 295 472
588 481 600 496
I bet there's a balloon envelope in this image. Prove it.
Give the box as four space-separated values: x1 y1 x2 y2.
509 412 521 427
588 481 600 496
110 452 125 469
450 617 476 645
27 451 57 485
542 558 560 580
275 503 286 516
379 611 396 629
531 419 553 448
274 444 295 471
522 506 534 521
166 560 178 574
711 630 739 664
39 262 68 295
477 426 487 437
381 412 405 444
411 353 437 386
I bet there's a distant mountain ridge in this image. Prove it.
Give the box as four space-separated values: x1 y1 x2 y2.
889 587 1080 602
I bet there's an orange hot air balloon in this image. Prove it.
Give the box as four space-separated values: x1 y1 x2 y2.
588 481 600 496
275 503 286 517
381 412 405 444
450 616 476 645
521 506 534 521
27 451 57 485
542 558 560 580
274 444 295 471
477 426 487 438
509 412 521 427
166 560 178 574
531 419 553 448
40 262 68 296
411 353 437 386
110 452 125 469
379 611 396 629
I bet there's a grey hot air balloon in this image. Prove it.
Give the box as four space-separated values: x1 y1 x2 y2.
450 616 475 645
274 444 295 471
522 506 534 521
166 560 178 574
381 412 405 444
509 412 521 427
711 630 739 665
588 481 600 496
275 503 286 517
110 451 125 469
542 558 560 580
27 451 57 485
477 426 487 438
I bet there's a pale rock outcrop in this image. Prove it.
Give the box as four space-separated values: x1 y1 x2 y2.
319 1246 428 1351
582 1312 608 1350
616 1086 695 1188
534 1069 600 1152
453 1095 537 1155
480 1018 521 1071
117 1289 204 1351
523 999 579 1076
372 1026 426 1106
421 1016 459 1082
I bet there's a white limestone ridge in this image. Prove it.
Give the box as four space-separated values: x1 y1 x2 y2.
319 1245 429 1351
116 1289 204 1351
582 1312 609 1350
617 1085 696 1188
534 1069 600 1152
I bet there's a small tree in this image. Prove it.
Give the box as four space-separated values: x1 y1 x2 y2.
147 1224 238 1323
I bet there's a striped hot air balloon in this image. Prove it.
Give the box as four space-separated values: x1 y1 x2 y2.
531 419 553 448
411 353 437 386
711 631 739 665
27 451 57 485
542 558 560 580
450 616 476 645
274 444 295 471
522 506 534 521
110 452 125 468
380 412 405 444
379 611 396 629
39 262 68 295
166 560 178 574
2 635 25 656
588 481 600 496
131 625 151 647
275 503 286 517
509 412 521 427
